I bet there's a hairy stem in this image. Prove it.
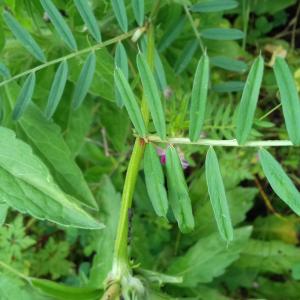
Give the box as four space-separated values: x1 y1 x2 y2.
146 136 295 147
0 29 138 88
102 24 156 300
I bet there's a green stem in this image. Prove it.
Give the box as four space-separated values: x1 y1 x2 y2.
105 24 156 299
0 29 138 88
242 0 250 50
113 138 146 265
183 5 205 52
146 135 294 147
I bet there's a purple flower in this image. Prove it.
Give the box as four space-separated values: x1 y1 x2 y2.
156 146 189 169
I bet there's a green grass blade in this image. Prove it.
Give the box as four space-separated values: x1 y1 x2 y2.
191 0 238 12
189 53 210 142
166 146 194 233
111 0 128 33
259 148 300 215
74 0 102 42
45 60 68 119
114 42 128 107
200 28 245 40
40 0 77 50
3 11 46 62
273 57 300 145
205 147 233 242
132 0 144 26
12 73 36 121
72 52 96 110
236 55 264 144
137 52 166 139
114 68 147 137
144 144 168 218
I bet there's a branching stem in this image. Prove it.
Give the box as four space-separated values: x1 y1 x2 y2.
146 136 294 147
0 29 138 88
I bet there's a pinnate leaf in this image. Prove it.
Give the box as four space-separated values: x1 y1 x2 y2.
114 42 128 107
200 28 244 40
259 148 300 216
3 11 46 62
189 53 210 142
114 68 147 137
74 0 102 42
132 0 144 26
40 0 77 50
211 56 248 73
72 52 96 110
137 52 166 139
273 56 300 145
191 0 239 12
166 146 194 233
111 0 128 32
12 72 36 121
144 144 168 217
205 147 233 242
45 60 68 119
235 56 264 144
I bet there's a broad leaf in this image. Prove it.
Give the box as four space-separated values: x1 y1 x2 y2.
40 0 77 50
273 56 300 145
19 104 98 210
235 56 264 144
0 202 8 225
5 84 97 209
167 227 252 287
31 278 101 300
89 176 120 288
0 126 103 229
3 11 46 62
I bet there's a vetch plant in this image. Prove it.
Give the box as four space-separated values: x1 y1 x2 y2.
0 0 299 299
